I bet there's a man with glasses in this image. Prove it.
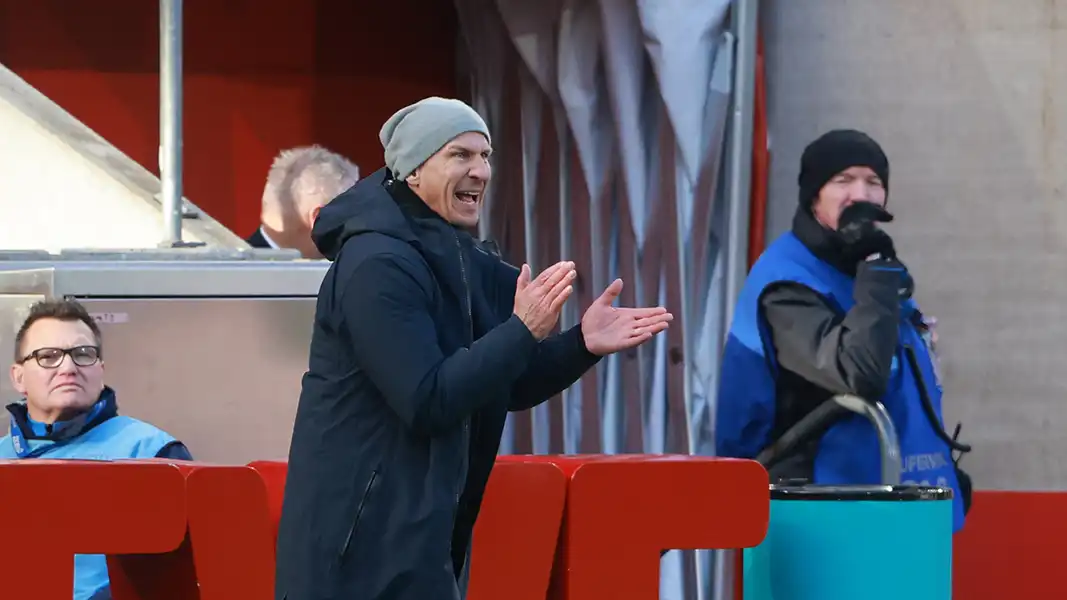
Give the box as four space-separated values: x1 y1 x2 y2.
0 299 192 600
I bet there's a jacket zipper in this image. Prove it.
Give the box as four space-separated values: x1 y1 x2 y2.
453 231 474 345
340 468 380 561
452 231 473 535
452 231 473 441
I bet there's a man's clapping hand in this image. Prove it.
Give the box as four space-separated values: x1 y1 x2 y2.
580 279 672 356
513 261 576 340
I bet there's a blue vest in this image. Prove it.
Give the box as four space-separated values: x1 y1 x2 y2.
716 232 965 531
0 409 178 600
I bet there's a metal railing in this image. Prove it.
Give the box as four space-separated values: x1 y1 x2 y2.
159 0 196 248
755 394 902 485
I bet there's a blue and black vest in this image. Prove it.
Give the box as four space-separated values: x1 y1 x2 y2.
716 232 965 531
0 387 179 600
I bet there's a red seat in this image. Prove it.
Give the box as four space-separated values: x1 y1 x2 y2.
506 455 769 600
185 465 276 600
467 459 568 600
248 460 289 543
954 490 1067 599
0 460 188 599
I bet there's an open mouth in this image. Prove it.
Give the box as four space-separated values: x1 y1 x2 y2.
454 191 480 205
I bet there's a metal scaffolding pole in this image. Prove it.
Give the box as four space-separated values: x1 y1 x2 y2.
715 5 761 600
159 0 186 247
721 0 759 327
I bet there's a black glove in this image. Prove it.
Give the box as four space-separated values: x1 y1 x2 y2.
836 202 897 262
853 253 914 300
841 203 915 299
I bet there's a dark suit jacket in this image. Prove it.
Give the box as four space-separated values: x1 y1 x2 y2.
246 228 271 248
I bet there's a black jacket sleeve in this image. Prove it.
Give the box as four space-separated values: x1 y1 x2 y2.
154 441 193 460
342 253 540 436
759 260 903 400
508 325 602 412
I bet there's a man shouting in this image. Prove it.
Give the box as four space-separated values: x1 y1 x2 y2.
275 97 673 600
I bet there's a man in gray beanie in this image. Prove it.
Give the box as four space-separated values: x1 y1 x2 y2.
274 97 673 600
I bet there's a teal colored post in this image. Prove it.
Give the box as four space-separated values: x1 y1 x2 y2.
743 486 953 600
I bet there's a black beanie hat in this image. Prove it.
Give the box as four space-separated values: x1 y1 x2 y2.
797 129 889 208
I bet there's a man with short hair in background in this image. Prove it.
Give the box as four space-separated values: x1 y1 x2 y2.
0 299 192 600
247 144 361 258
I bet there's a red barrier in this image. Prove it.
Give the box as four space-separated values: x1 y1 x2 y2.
27 460 1065 599
467 460 569 600
0 460 188 599
248 460 289 543
106 460 196 600
107 541 201 600
535 456 769 600
954 491 1067 599
108 462 276 600
244 455 768 600
244 459 571 600
224 467 1067 600
185 465 276 599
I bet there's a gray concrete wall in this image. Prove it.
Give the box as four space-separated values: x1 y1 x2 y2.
763 0 1067 490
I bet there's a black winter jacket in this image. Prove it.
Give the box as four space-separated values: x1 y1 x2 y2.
274 168 600 600
759 207 903 480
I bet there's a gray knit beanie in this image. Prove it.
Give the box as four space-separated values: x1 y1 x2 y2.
379 97 491 180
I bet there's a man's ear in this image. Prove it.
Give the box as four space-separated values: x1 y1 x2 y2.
406 170 420 187
9 363 25 396
308 205 322 227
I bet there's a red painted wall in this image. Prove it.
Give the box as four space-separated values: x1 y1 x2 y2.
0 0 458 236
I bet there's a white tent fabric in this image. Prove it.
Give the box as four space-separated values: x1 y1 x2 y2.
598 0 656 455
454 0 755 598
453 0 509 243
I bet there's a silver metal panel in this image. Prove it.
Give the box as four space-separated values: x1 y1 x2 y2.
76 297 315 464
0 262 328 464
0 294 48 404
0 261 328 297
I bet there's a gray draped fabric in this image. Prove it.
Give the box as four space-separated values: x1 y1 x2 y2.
454 1 757 597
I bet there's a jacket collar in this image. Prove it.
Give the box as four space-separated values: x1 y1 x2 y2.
6 386 119 443
791 206 856 276
386 178 505 260
386 177 449 223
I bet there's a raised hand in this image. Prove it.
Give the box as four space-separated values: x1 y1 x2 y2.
580 278 672 356
836 201 897 262
513 261 577 340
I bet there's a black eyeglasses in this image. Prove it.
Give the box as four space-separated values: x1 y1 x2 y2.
18 345 101 369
